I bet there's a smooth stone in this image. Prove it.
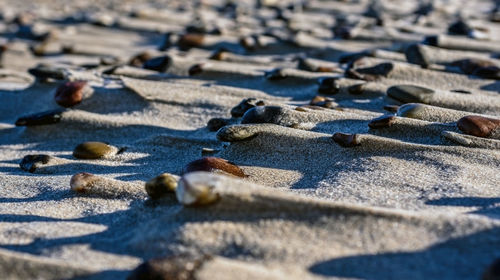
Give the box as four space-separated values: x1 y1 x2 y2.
452 59 496 75
209 48 230 60
383 105 400 113
73 141 117 159
128 255 212 280
145 173 178 199
368 115 396 129
28 65 67 80
318 77 340 95
448 20 472 35
332 132 360 147
181 157 246 178
396 103 426 118
128 51 152 67
19 154 52 173
387 85 435 104
54 81 88 107
230 98 266 118
356 63 394 76
70 172 96 193
405 44 430 68
188 63 204 76
15 109 64 126
241 106 283 124
207 117 232 132
143 55 171 72
309 96 335 108
347 83 366 95
216 125 259 142
178 33 205 50
457 115 500 138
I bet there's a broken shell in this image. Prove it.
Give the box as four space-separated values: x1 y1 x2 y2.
182 157 246 178
387 85 435 104
318 77 340 95
15 109 64 126
128 255 212 280
368 115 396 129
73 141 118 159
457 115 500 138
54 80 88 107
176 173 220 206
230 98 266 118
19 154 52 173
332 132 360 147
145 173 178 199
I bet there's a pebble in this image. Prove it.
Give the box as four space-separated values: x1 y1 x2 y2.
182 157 246 178
387 85 435 104
452 59 496 74
54 81 88 107
265 68 287 80
216 125 259 142
143 56 172 72
405 44 430 68
207 117 232 132
188 63 204 76
482 258 500 280
383 105 400 113
396 103 427 119
19 154 52 173
28 65 67 80
457 115 500 138
209 48 229 60
368 115 396 129
73 141 119 159
347 83 366 95
448 20 472 35
178 33 205 50
332 132 360 147
128 51 152 67
145 173 178 199
346 63 393 81
309 96 335 108
70 172 98 194
15 109 64 126
230 98 266 118
318 77 340 95
128 255 212 280
241 106 283 124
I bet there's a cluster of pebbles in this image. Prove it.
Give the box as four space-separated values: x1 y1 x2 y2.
0 0 499 279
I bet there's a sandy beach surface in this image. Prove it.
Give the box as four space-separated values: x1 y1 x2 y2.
0 0 499 279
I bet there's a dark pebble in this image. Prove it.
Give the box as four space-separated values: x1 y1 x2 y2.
457 115 500 138
145 173 177 199
230 98 266 118
332 132 360 147
387 84 435 104
143 56 172 72
188 64 204 76
73 141 116 159
15 109 64 126
178 33 205 50
448 20 472 35
346 63 393 81
405 44 430 68
127 255 211 280
347 83 366 95
54 81 87 108
241 106 283 124
383 105 400 113
368 115 396 129
265 68 287 80
129 52 152 67
482 258 500 280
28 65 66 80
207 118 231 132
318 77 340 95
182 157 246 178
20 154 51 173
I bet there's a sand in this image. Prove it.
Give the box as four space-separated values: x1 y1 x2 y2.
0 0 499 279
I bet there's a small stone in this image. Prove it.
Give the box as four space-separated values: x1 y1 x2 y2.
265 68 287 80
209 49 229 60
54 81 88 107
368 115 396 129
176 173 221 206
482 258 500 280
178 33 205 50
73 141 118 159
70 172 97 193
347 83 366 95
216 125 259 142
452 59 496 75
387 85 435 104
318 77 340 95
473 66 500 80
182 157 246 178
15 109 64 126
309 96 335 108
19 154 52 173
346 63 393 81
332 132 360 147
423 35 439 47
28 65 67 80
405 44 430 68
448 20 472 35
396 103 426 118
128 51 152 68
143 56 171 72
241 106 283 124
207 118 231 132
338 51 370 64
383 105 400 113
230 98 265 118
188 63 204 76
457 115 500 138
145 173 178 199
127 255 212 280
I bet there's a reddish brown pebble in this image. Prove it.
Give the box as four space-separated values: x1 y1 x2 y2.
457 115 500 138
127 255 212 280
188 63 204 76
54 81 87 107
368 115 396 129
182 157 246 178
332 132 360 147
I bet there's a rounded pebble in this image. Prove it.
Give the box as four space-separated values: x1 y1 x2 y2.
182 157 246 178
396 103 426 118
368 115 396 129
387 85 435 104
332 132 360 147
54 81 88 107
457 115 500 138
19 154 52 173
241 106 283 124
73 141 117 159
128 255 212 280
230 98 265 118
318 77 340 94
15 109 64 126
145 173 178 199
